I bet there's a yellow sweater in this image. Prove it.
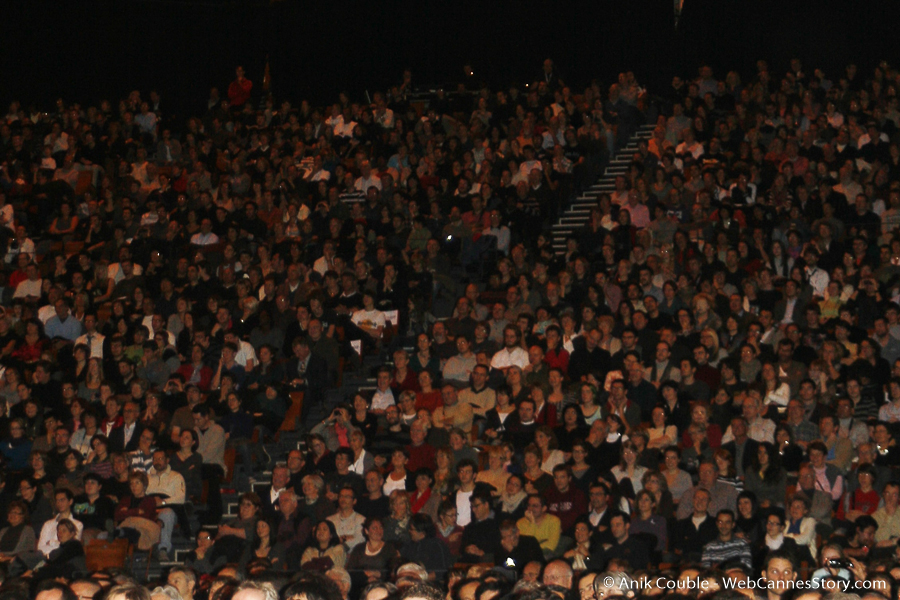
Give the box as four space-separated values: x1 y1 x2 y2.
516 514 561 553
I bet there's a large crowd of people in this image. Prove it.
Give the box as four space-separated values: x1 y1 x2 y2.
0 56 899 600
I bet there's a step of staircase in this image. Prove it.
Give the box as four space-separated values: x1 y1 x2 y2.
550 121 651 254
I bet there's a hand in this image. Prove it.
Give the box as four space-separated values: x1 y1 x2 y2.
465 545 483 556
847 558 866 581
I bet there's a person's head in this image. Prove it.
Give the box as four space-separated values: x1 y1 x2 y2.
129 471 149 497
698 461 717 486
192 405 211 429
609 512 630 543
552 464 572 493
151 448 168 473
315 519 339 548
499 519 520 550
716 509 736 539
762 549 798 597
70 579 103 600
238 492 261 520
6 499 28 528
808 440 828 467
517 398 536 423
884 482 900 509
543 559 574 590
456 458 476 483
764 510 785 539
409 512 436 541
123 400 140 425
232 581 279 600
692 487 711 515
54 487 75 515
525 494 546 521
167 567 198 600
105 583 152 600
788 495 810 521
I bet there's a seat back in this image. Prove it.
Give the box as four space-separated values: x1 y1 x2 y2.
279 391 305 432
85 538 132 572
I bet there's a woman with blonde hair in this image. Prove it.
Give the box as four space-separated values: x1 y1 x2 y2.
383 490 413 547
700 328 727 367
475 446 510 495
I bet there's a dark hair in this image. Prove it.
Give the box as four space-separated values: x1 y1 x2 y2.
312 518 340 549
83 472 104 487
763 547 799 572
6 500 29 524
456 458 477 474
282 573 343 600
409 513 436 537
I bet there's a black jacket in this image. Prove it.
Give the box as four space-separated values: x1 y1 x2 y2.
108 422 145 453
460 516 502 563
494 534 544 572
671 514 718 561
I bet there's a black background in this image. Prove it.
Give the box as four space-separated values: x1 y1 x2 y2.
2 0 898 121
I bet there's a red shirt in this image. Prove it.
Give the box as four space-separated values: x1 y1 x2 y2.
543 348 570 376
393 369 420 393
406 443 437 473
227 78 253 107
415 390 442 413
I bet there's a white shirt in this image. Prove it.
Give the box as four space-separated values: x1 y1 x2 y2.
147 466 186 505
190 232 220 246
75 331 105 359
456 489 474 527
38 514 84 556
371 388 395 412
327 511 366 550
721 417 775 445
780 298 798 324
806 267 829 298
490 346 529 371
123 422 137 447
354 175 382 192
351 309 386 338
107 262 143 284
270 486 285 507
13 278 42 299
234 340 258 369
349 450 369 476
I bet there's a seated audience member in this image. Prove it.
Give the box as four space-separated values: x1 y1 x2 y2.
1 54 899 598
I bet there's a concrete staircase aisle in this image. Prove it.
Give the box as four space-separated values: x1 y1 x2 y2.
551 123 655 254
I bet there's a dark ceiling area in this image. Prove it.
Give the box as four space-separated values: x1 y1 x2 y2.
2 0 897 119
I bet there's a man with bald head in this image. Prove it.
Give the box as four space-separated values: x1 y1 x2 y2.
542 559 574 591
69 580 103 600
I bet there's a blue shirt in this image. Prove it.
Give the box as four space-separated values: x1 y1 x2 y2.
44 315 83 341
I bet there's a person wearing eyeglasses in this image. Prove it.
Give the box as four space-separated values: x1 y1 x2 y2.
184 529 220 575
0 417 32 471
459 491 500 563
0 501 35 564
752 511 798 571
